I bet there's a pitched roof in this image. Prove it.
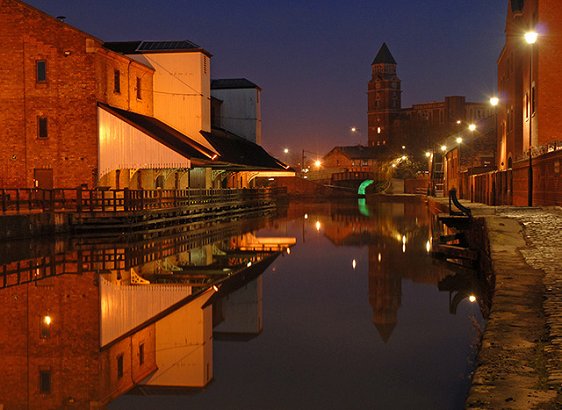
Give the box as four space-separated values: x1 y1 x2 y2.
211 78 261 90
104 40 211 56
98 103 216 163
372 43 397 65
203 129 289 171
325 145 390 160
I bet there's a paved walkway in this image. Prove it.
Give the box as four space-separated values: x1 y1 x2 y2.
429 197 562 409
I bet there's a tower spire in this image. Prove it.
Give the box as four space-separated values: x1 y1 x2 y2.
372 42 397 65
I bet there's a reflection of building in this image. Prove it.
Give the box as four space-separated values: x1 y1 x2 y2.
315 200 448 343
0 220 293 406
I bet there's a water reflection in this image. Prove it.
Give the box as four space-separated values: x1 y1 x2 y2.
296 200 491 343
0 199 491 409
0 218 294 408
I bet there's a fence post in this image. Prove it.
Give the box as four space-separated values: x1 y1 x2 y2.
123 188 129 212
16 189 20 213
77 186 82 213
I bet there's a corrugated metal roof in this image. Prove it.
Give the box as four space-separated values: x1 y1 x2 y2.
98 104 216 163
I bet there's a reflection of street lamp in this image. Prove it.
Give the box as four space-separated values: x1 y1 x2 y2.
525 30 538 206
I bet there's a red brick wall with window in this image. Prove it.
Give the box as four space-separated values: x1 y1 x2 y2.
0 0 154 188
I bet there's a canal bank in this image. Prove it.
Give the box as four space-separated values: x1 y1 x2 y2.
428 196 562 409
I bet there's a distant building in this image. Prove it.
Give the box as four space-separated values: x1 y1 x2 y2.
211 79 262 145
367 43 495 156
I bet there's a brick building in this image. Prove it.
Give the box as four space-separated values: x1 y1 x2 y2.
367 43 495 156
493 0 562 205
0 0 290 190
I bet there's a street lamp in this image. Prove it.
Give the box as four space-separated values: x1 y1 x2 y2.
525 30 538 206
283 148 289 154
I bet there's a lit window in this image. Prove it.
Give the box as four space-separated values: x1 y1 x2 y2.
40 315 52 338
136 77 142 100
114 70 121 93
37 117 48 139
36 60 46 82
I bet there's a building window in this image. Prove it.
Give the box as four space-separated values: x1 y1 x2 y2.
139 343 145 365
114 70 121 93
39 370 51 394
203 57 208 74
117 354 124 379
36 60 47 82
37 117 48 139
525 93 529 118
136 77 142 100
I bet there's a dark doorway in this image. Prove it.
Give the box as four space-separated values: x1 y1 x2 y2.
33 168 53 189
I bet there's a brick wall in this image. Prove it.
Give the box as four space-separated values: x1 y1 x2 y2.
0 0 154 189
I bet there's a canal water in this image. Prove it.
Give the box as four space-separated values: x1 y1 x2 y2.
0 199 487 410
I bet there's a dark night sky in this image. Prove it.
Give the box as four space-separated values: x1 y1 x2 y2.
25 0 507 158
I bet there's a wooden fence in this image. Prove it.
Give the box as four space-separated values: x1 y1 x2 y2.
0 187 284 215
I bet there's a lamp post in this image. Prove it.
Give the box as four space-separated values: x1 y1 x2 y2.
301 149 321 176
490 97 499 166
525 31 538 206
351 127 362 145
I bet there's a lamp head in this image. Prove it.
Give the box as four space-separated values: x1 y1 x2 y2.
525 31 538 45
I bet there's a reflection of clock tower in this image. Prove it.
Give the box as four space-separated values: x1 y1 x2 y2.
367 43 401 147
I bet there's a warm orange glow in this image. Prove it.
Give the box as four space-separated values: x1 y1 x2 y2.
525 31 538 45
468 295 477 303
468 124 476 132
440 145 447 152
425 151 431 158
352 259 357 270
490 97 499 107
43 316 52 326
456 137 463 144
314 160 321 168
315 221 321 231
283 148 289 154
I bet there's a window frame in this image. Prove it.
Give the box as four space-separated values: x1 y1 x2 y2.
36 60 47 83
37 116 48 139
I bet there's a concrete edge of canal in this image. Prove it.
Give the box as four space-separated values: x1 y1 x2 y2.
427 196 562 409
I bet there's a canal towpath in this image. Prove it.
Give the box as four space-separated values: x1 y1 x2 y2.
428 196 562 409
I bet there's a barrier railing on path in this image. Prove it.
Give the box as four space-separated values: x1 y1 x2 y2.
0 187 285 215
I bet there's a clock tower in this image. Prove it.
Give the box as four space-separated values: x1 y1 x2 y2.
367 43 402 147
